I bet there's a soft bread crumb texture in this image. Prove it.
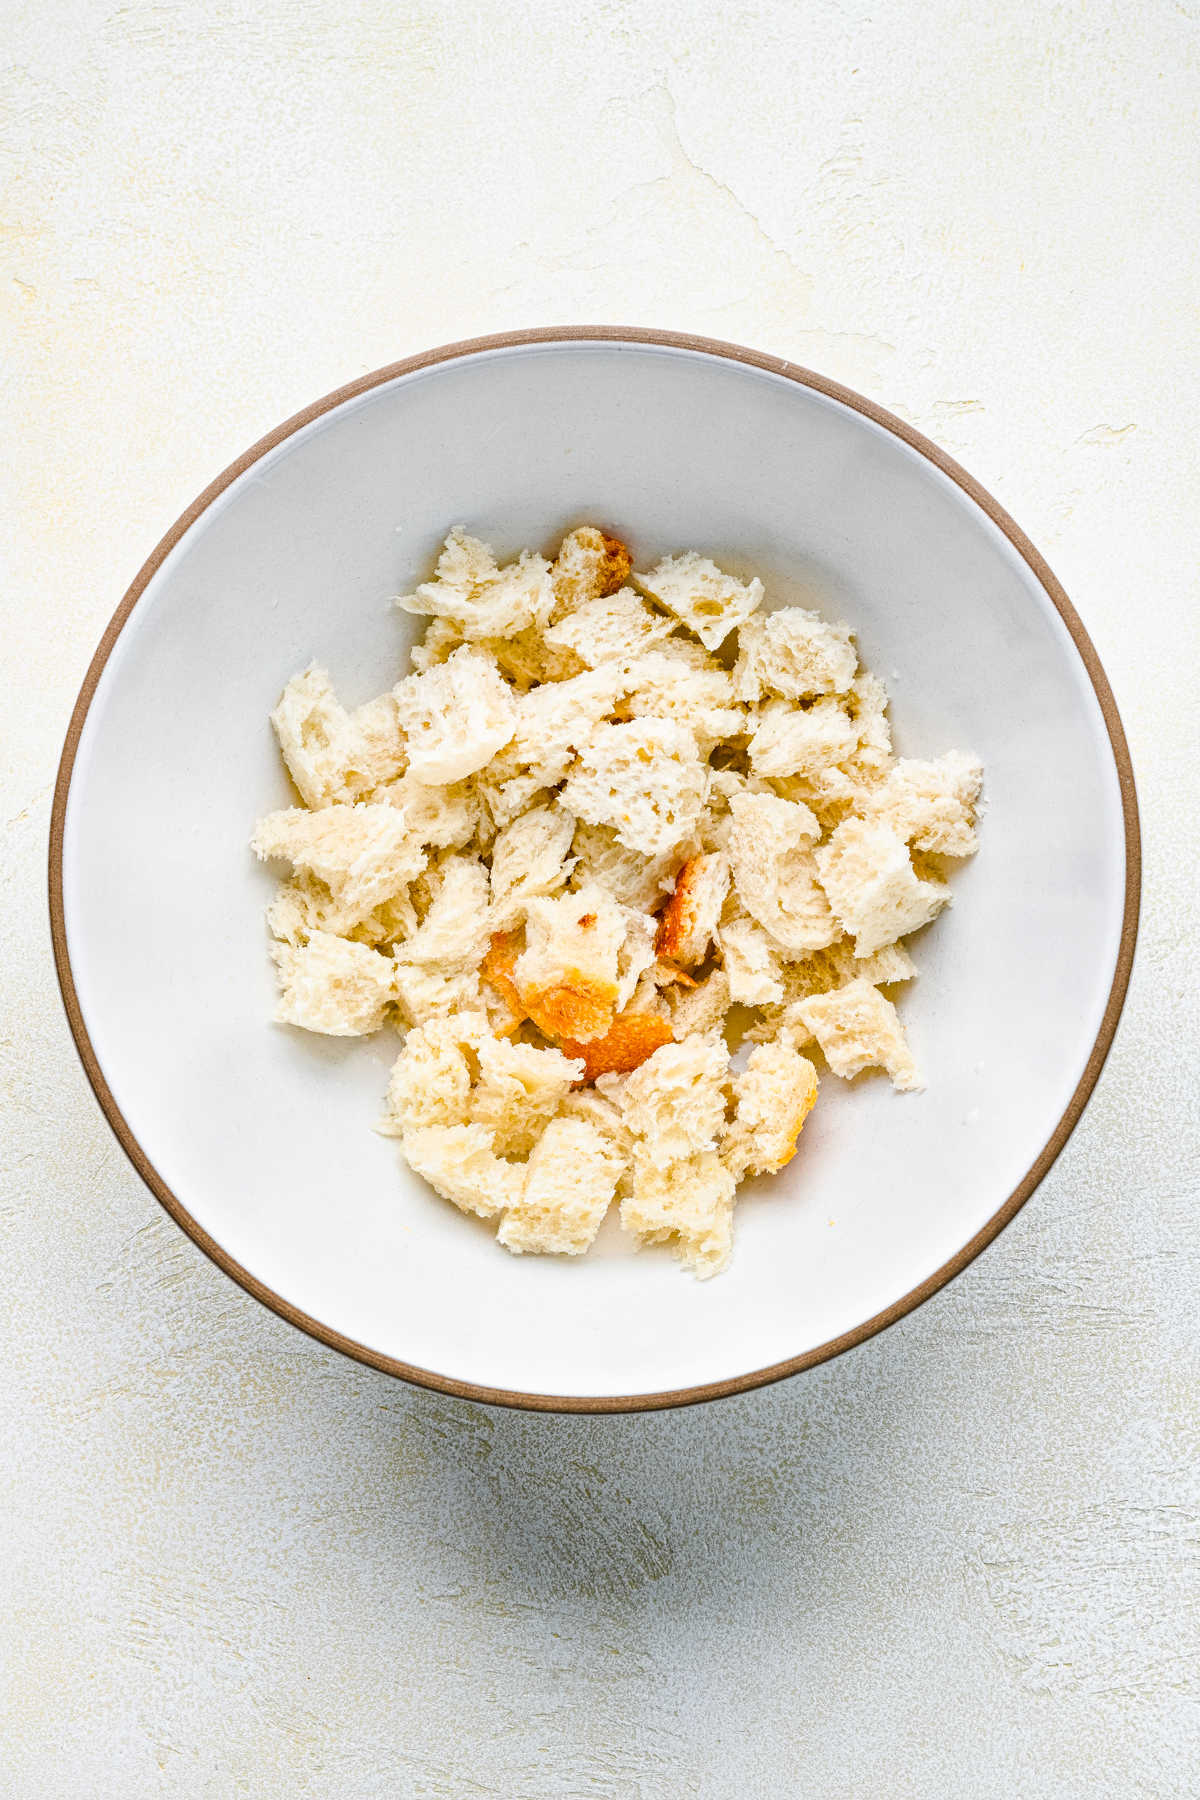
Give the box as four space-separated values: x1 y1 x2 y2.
254 525 982 1277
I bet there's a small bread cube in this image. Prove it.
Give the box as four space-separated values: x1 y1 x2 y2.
797 977 922 1091
380 1011 490 1134
489 803 576 926
722 1042 819 1180
815 816 949 957
497 1117 624 1256
514 883 627 1042
717 914 785 1005
393 646 516 784
620 1152 736 1278
394 855 491 971
846 671 892 773
635 552 763 651
560 718 707 858
868 751 984 857
470 1036 584 1156
732 608 857 703
397 528 555 641
551 526 633 618
402 1122 525 1218
559 1008 675 1082
251 803 426 921
656 852 730 967
270 930 395 1036
747 697 859 779
544 587 676 666
617 1033 731 1170
727 790 839 955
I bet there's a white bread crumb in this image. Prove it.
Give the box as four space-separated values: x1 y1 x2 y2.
620 1152 736 1278
727 790 839 954
252 803 425 922
398 528 554 640
543 587 675 665
635 552 763 651
393 646 516 784
470 1036 584 1156
815 815 949 956
732 608 857 702
498 1117 624 1256
747 697 859 779
616 1033 731 1171
722 1042 819 1179
270 930 395 1036
717 913 785 1006
489 803 576 926
380 1011 489 1134
797 977 923 1091
867 751 984 856
394 855 491 971
560 718 708 857
402 1122 525 1218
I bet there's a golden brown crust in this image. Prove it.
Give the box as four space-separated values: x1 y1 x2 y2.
560 1009 675 1083
597 531 633 597
481 930 526 1024
655 857 712 965
519 971 619 1044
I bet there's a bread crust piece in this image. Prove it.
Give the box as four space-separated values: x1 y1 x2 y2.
559 1009 675 1082
550 526 633 618
655 851 730 966
480 928 526 1033
514 885 626 1043
722 1042 819 1180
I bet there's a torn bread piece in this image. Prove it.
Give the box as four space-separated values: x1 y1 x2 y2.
815 816 949 957
394 855 491 972
252 804 426 922
560 718 708 857
498 1116 625 1256
621 1152 737 1279
568 820 687 912
656 852 730 967
402 1122 525 1218
797 977 922 1091
543 586 675 666
747 697 859 780
732 607 857 703
379 1010 490 1134
722 1042 819 1180
514 883 627 1042
866 751 984 857
393 646 517 784
550 526 633 618
489 802 576 927
613 1032 731 1171
270 931 395 1036
470 1036 584 1156
397 527 555 641
635 552 763 651
727 790 840 955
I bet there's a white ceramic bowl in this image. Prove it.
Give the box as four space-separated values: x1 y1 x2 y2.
51 329 1139 1411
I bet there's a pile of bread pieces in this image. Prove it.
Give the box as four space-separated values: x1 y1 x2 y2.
252 526 983 1278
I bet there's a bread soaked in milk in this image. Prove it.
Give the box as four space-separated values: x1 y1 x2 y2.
252 526 983 1278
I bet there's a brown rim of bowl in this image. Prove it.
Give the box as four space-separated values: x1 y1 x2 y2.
48 326 1141 1414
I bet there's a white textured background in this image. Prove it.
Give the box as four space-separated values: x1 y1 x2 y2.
3 3 1198 1794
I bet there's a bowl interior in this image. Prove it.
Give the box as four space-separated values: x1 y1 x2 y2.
60 340 1130 1403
